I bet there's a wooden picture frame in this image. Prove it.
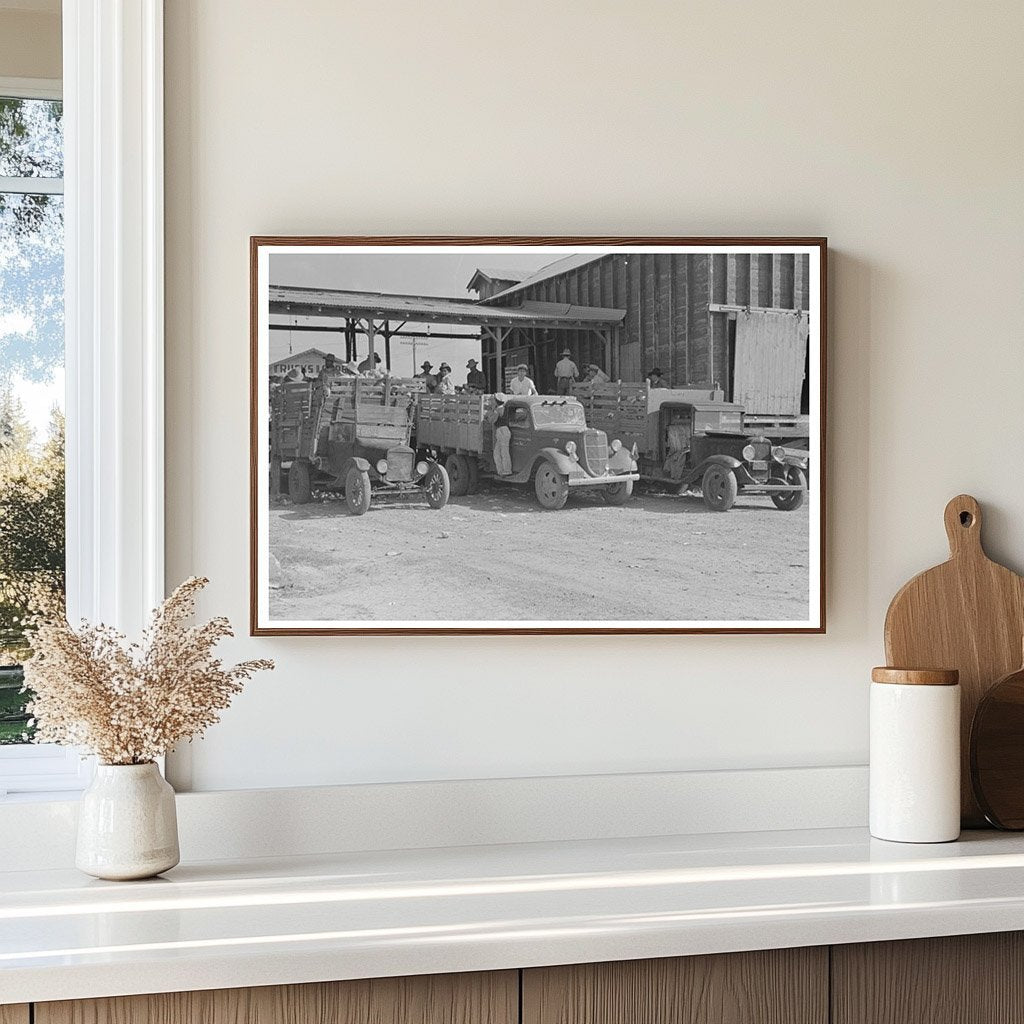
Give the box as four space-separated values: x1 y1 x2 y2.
250 236 827 636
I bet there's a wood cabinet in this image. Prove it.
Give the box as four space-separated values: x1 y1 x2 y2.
522 948 828 1024
831 932 1024 1024
13 933 1024 1024
34 972 517 1024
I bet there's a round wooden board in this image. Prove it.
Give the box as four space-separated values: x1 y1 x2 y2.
971 665 1024 829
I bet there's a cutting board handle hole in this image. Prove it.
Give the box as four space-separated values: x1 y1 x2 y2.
960 511 974 527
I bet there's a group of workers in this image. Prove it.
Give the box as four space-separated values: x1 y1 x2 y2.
415 358 488 395
274 346 668 398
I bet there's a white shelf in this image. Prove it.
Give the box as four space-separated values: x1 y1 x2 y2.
5 826 1024 1004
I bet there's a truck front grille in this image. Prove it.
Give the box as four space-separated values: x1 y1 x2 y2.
582 430 608 475
385 447 415 482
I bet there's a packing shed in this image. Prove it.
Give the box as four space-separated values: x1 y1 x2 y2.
473 252 812 418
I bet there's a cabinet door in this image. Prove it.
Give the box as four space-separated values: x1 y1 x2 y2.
36 971 517 1024
523 948 828 1024
832 932 1024 1024
0 1007 30 1024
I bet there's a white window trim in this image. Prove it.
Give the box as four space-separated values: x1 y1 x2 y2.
0 2 165 797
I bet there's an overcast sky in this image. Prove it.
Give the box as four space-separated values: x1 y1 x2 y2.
268 252 551 382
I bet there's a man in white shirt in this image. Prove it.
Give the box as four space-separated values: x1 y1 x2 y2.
507 364 538 395
553 348 578 395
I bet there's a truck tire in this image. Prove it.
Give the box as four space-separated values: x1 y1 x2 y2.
424 463 450 509
345 467 372 516
465 456 481 494
770 468 807 511
701 464 737 512
534 461 569 510
602 479 634 505
446 454 470 496
288 459 312 505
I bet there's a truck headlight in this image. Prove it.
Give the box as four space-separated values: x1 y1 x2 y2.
771 446 786 462
742 444 756 462
375 459 388 474
416 461 428 476
610 439 622 453
565 441 577 458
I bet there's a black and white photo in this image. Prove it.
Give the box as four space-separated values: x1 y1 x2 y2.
250 238 825 634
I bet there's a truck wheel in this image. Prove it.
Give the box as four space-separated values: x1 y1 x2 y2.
424 463 450 509
465 457 481 494
702 465 737 512
602 479 634 505
535 462 569 510
771 468 807 511
345 467 372 516
288 459 312 505
446 454 470 496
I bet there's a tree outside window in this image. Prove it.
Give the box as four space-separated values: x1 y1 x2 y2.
0 94 65 744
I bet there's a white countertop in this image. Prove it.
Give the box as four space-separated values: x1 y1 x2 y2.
4 826 1024 1004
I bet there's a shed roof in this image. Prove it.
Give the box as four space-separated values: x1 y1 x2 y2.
270 346 328 369
465 267 528 292
269 285 624 329
482 254 606 304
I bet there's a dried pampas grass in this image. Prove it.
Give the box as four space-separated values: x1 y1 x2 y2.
23 577 273 765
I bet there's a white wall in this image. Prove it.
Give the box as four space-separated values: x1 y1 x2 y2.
0 6 61 81
164 0 1024 792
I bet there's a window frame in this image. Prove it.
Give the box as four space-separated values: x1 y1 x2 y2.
0 0 165 797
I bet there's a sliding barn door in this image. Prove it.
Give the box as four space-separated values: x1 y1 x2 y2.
731 309 808 416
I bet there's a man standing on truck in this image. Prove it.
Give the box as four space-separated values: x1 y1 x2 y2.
554 348 579 395
508 363 538 396
415 361 437 392
465 358 487 393
436 362 456 394
583 363 610 385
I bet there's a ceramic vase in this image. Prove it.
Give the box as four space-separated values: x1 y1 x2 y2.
76 762 180 880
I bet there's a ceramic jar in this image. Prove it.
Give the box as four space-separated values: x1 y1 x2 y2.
870 667 961 843
76 762 180 880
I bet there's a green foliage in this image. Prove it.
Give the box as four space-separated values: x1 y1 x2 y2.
0 392 65 730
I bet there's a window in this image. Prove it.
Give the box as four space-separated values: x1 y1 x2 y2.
0 80 81 795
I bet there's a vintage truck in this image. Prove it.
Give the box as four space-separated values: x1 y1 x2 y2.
571 382 808 512
270 374 449 514
414 393 639 510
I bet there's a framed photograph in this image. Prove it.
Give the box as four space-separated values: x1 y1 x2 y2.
250 237 826 635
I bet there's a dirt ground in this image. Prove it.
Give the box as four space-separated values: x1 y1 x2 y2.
267 480 812 624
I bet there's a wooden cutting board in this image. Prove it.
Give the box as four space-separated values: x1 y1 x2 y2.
884 494 1024 826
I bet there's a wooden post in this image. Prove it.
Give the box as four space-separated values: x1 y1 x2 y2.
494 327 505 391
383 321 392 371
365 318 376 368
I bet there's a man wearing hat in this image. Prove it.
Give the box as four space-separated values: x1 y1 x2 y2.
583 362 610 385
553 348 579 396
436 362 456 395
646 367 667 388
508 363 538 396
415 360 437 392
465 358 487 393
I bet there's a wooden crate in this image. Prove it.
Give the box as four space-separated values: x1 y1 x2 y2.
571 382 651 454
416 394 489 453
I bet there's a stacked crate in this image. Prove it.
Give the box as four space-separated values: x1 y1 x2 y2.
571 382 651 456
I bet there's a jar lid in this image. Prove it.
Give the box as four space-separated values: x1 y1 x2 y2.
871 667 959 686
